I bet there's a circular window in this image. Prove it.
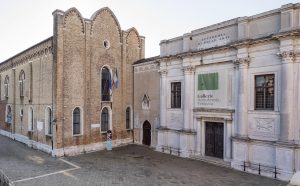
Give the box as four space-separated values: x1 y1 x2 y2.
103 40 110 49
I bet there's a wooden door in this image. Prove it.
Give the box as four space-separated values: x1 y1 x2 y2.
143 121 151 146
205 122 224 158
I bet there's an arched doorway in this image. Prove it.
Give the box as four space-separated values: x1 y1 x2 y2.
142 121 151 146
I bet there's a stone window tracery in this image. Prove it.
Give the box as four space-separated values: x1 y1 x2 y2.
4 75 9 98
19 70 25 97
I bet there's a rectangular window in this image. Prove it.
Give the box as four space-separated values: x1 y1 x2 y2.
171 82 181 108
255 74 275 110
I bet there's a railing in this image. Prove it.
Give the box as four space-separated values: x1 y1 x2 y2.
241 161 280 179
161 146 181 156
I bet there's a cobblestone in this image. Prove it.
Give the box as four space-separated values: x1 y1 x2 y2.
0 135 287 186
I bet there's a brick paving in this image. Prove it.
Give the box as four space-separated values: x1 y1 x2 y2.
0 135 287 186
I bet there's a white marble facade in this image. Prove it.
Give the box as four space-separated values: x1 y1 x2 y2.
147 3 300 181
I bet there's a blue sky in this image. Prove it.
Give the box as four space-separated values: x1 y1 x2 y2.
0 0 299 61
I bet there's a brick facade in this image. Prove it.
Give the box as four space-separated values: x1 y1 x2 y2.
0 7 144 156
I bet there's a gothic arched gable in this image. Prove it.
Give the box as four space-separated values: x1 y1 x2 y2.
63 7 85 33
90 7 122 42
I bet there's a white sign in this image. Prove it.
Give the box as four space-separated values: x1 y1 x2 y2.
195 70 228 108
37 121 43 131
91 124 100 128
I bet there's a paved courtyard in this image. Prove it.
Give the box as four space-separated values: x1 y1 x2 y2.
0 135 287 186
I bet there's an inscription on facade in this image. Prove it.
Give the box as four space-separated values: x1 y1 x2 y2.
197 33 230 50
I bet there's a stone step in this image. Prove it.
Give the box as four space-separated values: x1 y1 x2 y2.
191 155 231 168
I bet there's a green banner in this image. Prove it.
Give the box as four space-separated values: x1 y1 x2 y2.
198 73 218 90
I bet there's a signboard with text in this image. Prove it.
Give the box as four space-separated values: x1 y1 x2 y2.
195 70 228 108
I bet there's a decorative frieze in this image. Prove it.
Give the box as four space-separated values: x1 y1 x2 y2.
0 37 53 72
134 63 158 73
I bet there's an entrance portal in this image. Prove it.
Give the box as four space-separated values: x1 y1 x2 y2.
205 122 224 158
142 121 151 146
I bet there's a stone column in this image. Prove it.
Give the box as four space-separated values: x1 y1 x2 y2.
196 118 202 156
157 68 168 152
183 65 195 130
279 51 296 141
159 69 168 128
233 57 250 137
224 119 232 161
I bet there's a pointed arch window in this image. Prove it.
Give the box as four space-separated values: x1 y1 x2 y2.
101 107 109 132
101 67 111 101
45 107 52 135
4 76 9 98
126 107 130 129
19 70 25 97
73 107 81 135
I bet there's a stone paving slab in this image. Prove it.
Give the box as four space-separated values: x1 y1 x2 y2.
0 135 288 186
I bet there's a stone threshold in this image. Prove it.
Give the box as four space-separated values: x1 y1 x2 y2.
190 155 231 168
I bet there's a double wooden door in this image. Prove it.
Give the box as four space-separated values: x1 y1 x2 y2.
205 122 224 159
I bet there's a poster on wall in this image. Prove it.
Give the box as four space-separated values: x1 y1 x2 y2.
5 105 12 124
195 70 228 108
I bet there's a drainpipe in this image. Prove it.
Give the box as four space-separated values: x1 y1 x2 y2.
12 66 16 135
132 63 135 144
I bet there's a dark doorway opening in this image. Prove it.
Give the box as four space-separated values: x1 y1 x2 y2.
142 121 151 146
205 122 224 159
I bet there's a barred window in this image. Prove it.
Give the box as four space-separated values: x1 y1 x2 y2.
126 107 130 129
4 75 9 98
73 107 81 135
101 67 111 101
255 74 275 110
171 82 181 108
19 70 25 97
101 107 109 132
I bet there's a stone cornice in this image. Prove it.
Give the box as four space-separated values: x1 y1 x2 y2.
152 29 300 64
0 37 53 72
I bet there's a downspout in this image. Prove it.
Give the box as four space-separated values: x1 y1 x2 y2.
12 63 16 135
132 63 135 144
51 44 54 151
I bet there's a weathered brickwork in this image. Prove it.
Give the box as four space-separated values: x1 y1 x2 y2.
0 7 144 156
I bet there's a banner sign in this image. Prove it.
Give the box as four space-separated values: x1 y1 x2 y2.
195 70 227 108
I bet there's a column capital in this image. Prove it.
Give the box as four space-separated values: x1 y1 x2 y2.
158 69 168 76
233 57 250 69
182 65 195 74
277 51 300 62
